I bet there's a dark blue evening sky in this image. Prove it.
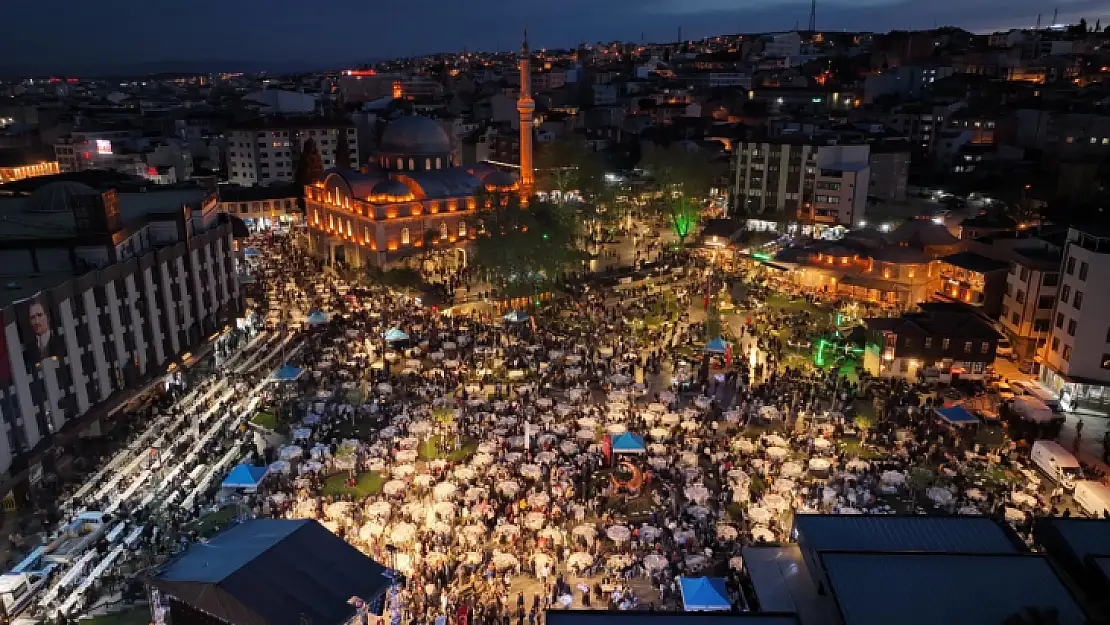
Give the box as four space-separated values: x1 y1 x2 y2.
1 0 1106 74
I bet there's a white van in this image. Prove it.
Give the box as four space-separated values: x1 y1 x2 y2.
1031 440 1083 491
1073 480 1110 518
1026 385 1062 412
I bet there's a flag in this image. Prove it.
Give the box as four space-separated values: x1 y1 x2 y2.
703 295 710 311
725 342 733 366
530 315 536 334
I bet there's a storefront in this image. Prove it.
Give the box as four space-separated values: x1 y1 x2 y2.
1040 367 1110 414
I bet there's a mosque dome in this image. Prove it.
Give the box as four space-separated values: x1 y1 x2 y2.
370 179 413 198
24 181 99 213
380 116 451 156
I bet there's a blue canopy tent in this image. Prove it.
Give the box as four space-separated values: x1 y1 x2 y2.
610 432 647 454
704 337 729 354
222 464 270 490
679 577 731 611
271 364 305 382
243 247 262 257
503 310 530 323
306 311 329 326
384 328 409 342
936 405 980 427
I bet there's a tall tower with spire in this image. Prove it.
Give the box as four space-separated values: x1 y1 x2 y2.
517 29 535 190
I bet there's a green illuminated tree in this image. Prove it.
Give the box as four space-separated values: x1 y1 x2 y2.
639 144 719 247
468 190 584 298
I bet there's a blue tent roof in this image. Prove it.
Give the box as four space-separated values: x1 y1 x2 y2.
704 337 729 353
503 310 530 323
306 310 329 325
384 328 409 342
243 247 261 256
679 577 731 611
936 405 979 426
610 432 646 453
222 464 270 489
271 364 304 382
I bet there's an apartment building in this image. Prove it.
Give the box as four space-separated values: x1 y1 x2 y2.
1041 226 1110 412
732 139 870 228
0 174 241 495
227 120 361 187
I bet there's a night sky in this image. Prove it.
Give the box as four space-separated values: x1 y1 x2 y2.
1 0 1105 74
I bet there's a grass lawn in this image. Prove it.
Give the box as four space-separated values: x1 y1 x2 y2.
193 505 239 537
417 436 478 462
838 439 883 459
251 410 278 431
322 471 383 497
80 607 151 625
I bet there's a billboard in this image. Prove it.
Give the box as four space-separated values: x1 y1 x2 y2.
17 293 62 366
95 139 112 155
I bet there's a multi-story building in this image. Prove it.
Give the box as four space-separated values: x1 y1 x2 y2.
864 302 1000 380
1041 226 1110 412
932 251 1009 319
0 148 60 184
868 146 910 201
0 173 242 497
226 120 361 187
216 183 302 231
732 139 870 229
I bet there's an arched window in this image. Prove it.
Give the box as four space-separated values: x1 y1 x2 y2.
458 221 467 237
401 227 410 245
436 157 442 169
408 158 415 170
396 158 403 170
425 158 432 170
440 222 449 239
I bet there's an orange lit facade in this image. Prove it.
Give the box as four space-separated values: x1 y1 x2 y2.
305 115 517 268
0 160 60 183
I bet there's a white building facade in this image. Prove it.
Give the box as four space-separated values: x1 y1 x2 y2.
227 122 361 187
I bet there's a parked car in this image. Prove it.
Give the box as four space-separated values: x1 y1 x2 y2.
995 337 1014 361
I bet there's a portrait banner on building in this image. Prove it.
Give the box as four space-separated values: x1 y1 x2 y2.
17 292 62 366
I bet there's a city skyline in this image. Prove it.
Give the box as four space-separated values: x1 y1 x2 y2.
0 0 1103 75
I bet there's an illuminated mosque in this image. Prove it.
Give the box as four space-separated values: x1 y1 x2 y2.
305 33 535 269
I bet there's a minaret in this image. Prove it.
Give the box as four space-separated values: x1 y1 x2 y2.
517 29 535 189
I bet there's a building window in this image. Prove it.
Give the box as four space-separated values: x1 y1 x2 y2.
1063 345 1072 361
1016 289 1025 304
436 158 442 169
458 221 467 237
1061 285 1071 304
981 342 990 354
942 338 950 350
1012 312 1020 326
1079 262 1089 281
440 222 449 239
1068 319 1077 336
1074 291 1083 310
963 341 973 353
1057 313 1065 329
1066 256 1076 275
1038 295 1053 309
924 337 933 348
409 158 415 170
396 158 403 170
425 158 432 170
1052 337 1060 352
1102 354 1110 370
1019 267 1029 281
401 228 410 245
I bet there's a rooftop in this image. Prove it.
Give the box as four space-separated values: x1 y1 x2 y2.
822 552 1087 625
939 251 1009 274
793 514 1018 554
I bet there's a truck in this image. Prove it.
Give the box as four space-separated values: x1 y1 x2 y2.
1073 480 1110 518
1031 440 1083 491
1010 396 1059 424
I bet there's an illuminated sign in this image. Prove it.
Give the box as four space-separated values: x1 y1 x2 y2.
95 139 113 155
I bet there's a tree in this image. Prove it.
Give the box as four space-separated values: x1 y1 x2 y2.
534 137 605 200
467 191 584 298
295 138 324 187
907 467 935 503
639 144 719 247
334 129 351 170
